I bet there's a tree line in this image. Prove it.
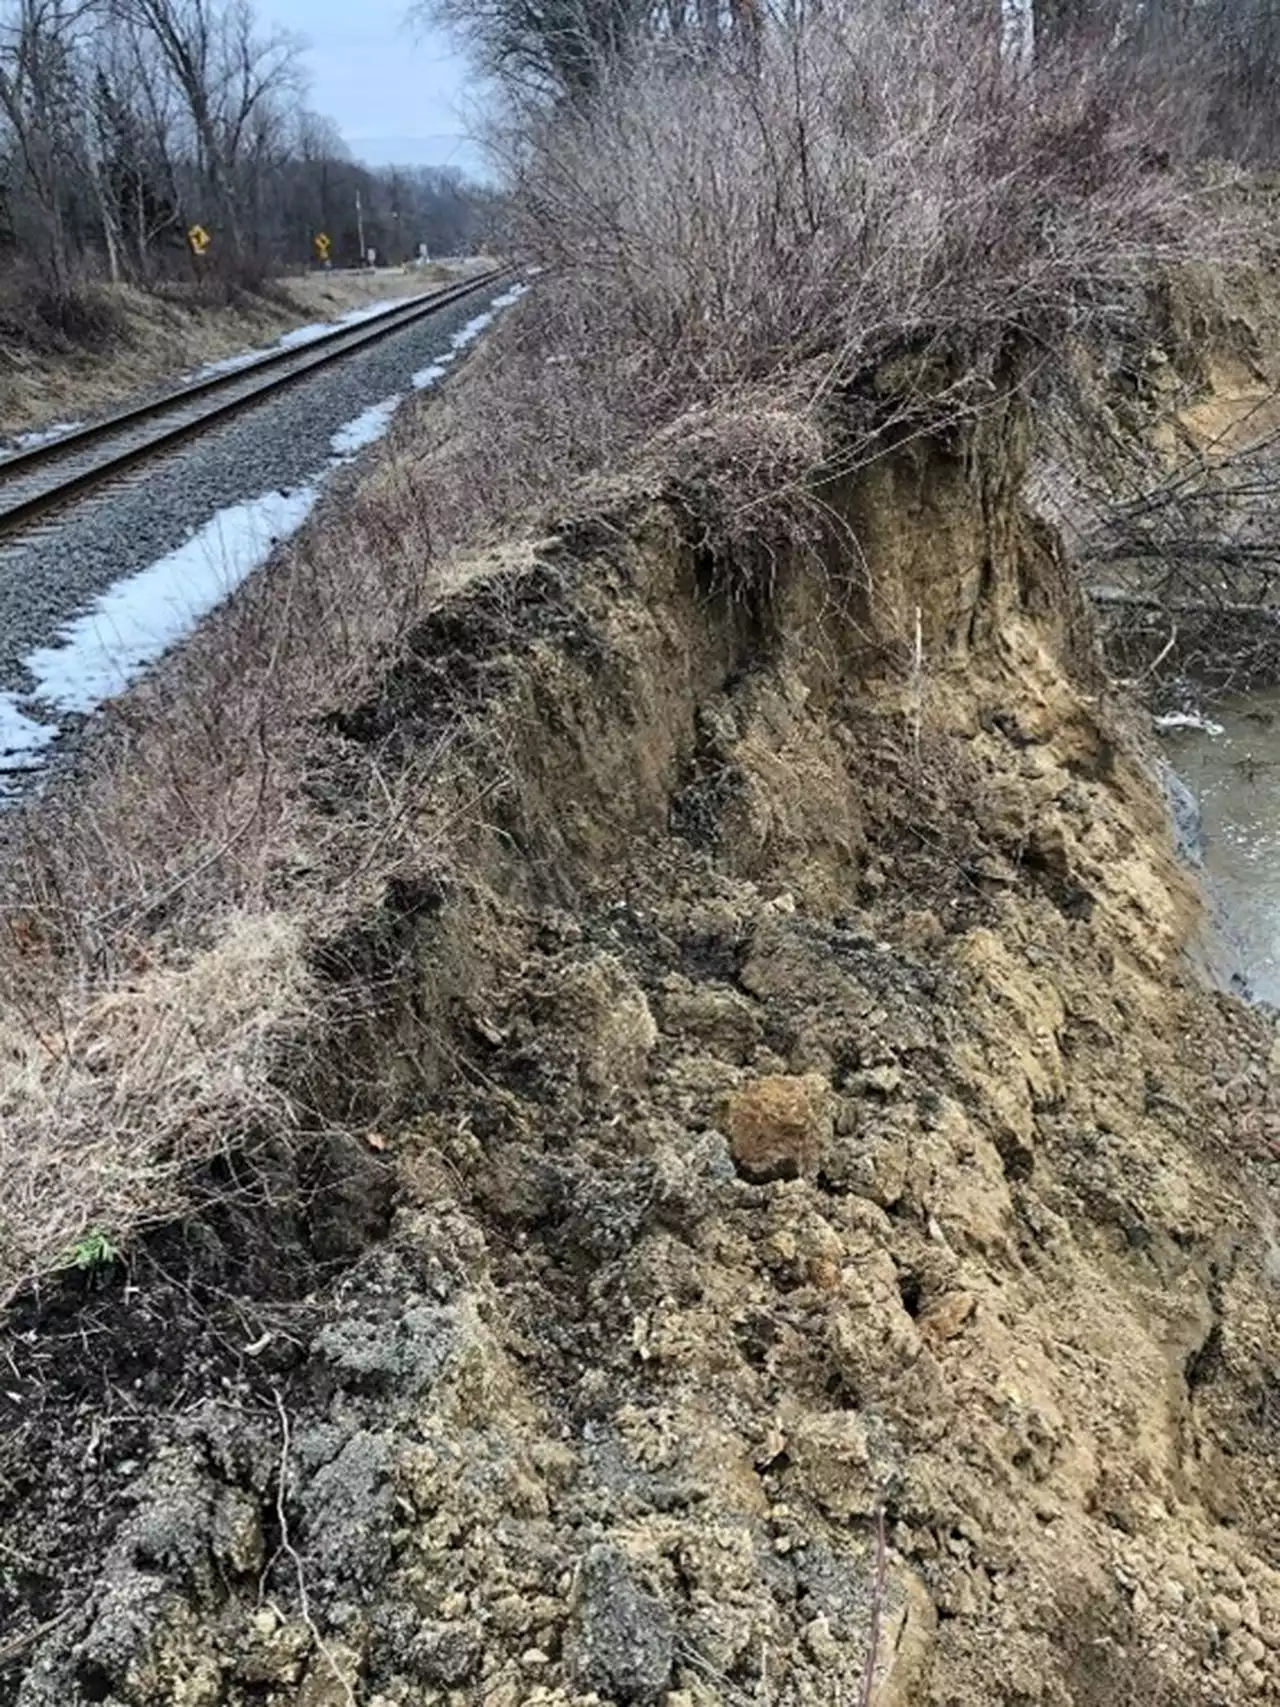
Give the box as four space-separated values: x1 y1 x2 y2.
0 0 489 297
428 0 1280 162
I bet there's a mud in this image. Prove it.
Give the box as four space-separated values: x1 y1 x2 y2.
5 378 1280 1707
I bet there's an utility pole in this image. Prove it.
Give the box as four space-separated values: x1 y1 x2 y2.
355 188 367 266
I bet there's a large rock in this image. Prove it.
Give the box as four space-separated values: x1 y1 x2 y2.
719 1073 832 1182
547 956 658 1093
658 975 763 1063
568 1544 674 1703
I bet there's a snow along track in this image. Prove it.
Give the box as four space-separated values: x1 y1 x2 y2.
0 275 528 785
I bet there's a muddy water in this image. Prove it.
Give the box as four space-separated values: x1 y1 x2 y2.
1161 690 1280 1006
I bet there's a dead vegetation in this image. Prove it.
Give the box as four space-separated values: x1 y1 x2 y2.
0 266 130 360
497 4 1241 448
6 13 1280 1704
0 914 310 1287
1026 257 1280 694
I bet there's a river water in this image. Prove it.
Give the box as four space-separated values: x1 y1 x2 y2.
1161 691 1280 1006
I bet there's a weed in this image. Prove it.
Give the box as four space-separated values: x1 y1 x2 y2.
58 1228 120 1273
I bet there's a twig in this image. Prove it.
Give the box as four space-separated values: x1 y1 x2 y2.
1116 620 1179 688
674 1635 758 1706
0 1609 74 1668
910 605 923 770
858 1506 889 1707
271 1387 357 1707
90 801 263 935
1135 620 1179 684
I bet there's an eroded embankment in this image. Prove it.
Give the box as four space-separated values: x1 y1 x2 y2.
4 388 1280 1707
1032 260 1280 693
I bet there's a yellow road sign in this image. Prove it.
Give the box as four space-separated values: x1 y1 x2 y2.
314 231 331 261
188 223 211 256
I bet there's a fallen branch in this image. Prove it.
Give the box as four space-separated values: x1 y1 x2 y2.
1091 589 1280 618
0 1610 74 1668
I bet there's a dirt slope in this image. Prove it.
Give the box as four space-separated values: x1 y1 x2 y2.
4 376 1280 1706
0 270 440 443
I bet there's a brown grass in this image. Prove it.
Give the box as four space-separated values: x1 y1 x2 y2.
0 915 310 1288
0 462 475 1302
0 267 438 442
0 0 1255 1300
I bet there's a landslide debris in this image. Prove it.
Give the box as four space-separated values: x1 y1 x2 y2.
4 377 1280 1707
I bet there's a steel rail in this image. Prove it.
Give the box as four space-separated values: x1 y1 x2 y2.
0 266 509 536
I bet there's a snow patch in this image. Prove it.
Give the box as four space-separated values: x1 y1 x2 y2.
1155 711 1225 737
411 361 450 390
22 486 318 721
189 292 430 381
194 349 262 380
450 311 493 352
0 696 58 771
492 281 530 310
330 395 403 457
4 421 84 455
447 283 527 359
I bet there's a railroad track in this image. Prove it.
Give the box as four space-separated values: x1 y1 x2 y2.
0 267 508 537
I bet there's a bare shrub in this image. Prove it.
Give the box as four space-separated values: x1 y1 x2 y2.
397 0 1251 605
0 263 131 357
493 1 1240 430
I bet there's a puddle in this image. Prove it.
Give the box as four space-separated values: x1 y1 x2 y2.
1161 688 1280 1004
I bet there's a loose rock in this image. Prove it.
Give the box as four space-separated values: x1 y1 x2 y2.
719 1072 833 1182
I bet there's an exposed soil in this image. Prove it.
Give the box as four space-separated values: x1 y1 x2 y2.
4 364 1280 1707
1032 263 1280 696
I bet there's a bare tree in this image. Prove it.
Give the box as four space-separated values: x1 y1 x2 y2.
109 0 302 259
0 0 490 321
421 0 665 100
0 0 97 289
89 16 186 278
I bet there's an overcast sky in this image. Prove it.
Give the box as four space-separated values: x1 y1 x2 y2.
263 0 484 174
